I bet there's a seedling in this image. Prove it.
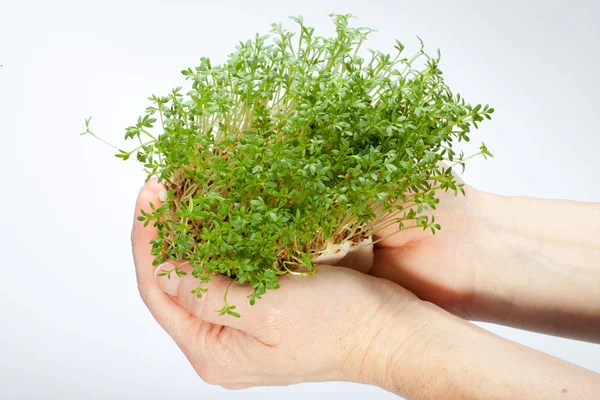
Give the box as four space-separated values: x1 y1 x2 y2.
83 14 493 316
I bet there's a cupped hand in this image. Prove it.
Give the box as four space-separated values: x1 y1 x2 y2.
132 180 426 389
370 182 491 320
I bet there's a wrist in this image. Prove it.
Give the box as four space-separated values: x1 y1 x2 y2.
456 190 600 341
462 189 517 321
352 293 459 396
445 188 537 323
369 300 600 399
379 300 473 398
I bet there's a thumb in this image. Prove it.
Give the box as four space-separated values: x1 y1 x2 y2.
155 263 272 341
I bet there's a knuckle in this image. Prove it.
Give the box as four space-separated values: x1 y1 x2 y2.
196 351 241 386
196 364 223 385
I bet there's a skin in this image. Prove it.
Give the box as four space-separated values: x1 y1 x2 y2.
372 186 600 342
133 179 600 398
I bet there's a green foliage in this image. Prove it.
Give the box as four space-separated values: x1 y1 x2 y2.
85 14 493 314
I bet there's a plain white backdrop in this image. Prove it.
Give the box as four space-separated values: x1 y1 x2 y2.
1 0 599 399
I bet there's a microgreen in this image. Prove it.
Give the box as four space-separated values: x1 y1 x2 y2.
84 14 493 316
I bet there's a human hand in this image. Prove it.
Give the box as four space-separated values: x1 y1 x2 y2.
370 179 487 319
132 180 600 398
132 179 426 389
371 177 600 342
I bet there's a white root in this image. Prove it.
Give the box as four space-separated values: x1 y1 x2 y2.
313 240 353 265
313 236 374 273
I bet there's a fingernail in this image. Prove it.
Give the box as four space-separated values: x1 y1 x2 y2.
158 188 168 202
155 262 180 297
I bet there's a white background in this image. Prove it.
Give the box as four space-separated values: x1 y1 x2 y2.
1 0 599 399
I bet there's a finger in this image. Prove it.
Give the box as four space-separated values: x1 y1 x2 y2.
373 211 427 248
370 240 474 317
132 179 203 343
369 246 416 285
132 178 164 289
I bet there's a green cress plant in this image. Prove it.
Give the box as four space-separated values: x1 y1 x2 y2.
83 14 493 317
